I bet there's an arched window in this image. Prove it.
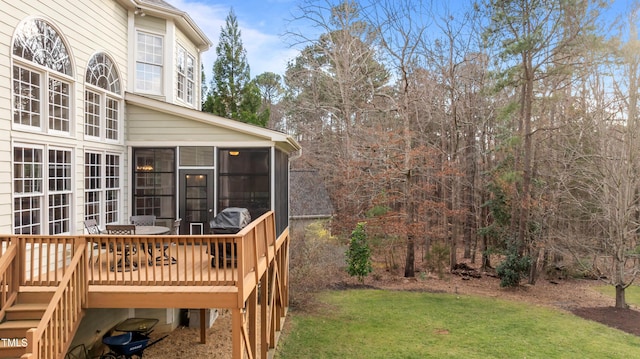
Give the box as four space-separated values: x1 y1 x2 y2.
12 18 73 133
84 53 123 226
12 18 74 235
86 53 120 93
85 53 121 140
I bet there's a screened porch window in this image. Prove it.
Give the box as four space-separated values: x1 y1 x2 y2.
218 148 270 220
132 148 176 222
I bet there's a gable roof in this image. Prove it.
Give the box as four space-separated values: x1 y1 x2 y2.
290 169 334 219
139 0 178 11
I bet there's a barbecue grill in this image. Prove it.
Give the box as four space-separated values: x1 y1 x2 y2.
209 207 251 267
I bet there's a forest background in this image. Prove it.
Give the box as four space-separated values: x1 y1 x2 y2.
200 0 640 309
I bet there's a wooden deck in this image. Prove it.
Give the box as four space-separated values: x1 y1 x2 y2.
0 211 289 359
87 243 244 308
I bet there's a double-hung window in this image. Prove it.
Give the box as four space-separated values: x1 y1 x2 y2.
48 148 72 234
14 146 72 235
176 45 195 105
85 152 122 226
136 31 163 94
12 18 72 134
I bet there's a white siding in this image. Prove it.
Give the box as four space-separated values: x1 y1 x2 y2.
135 14 166 33
127 105 268 143
0 0 130 233
0 2 20 234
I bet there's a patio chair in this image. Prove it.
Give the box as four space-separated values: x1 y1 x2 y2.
105 224 136 235
84 219 107 264
170 218 181 235
130 215 156 226
84 219 102 234
105 224 137 271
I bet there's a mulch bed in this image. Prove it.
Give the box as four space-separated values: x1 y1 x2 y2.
572 306 640 336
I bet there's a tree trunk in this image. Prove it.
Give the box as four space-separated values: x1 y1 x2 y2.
615 284 627 309
448 187 457 271
404 235 415 277
528 248 540 285
463 127 476 260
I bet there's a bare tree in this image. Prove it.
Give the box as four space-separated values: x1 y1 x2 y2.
551 5 640 308
284 0 391 233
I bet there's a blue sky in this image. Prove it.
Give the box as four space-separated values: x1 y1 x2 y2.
165 0 631 81
165 0 301 79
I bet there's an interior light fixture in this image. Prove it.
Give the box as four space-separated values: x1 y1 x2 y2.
136 164 153 171
229 151 240 156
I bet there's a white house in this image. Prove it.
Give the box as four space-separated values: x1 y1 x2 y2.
1 0 299 243
0 0 299 356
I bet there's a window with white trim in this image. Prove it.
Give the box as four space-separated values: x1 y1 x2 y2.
12 18 72 134
14 146 43 234
105 154 121 224
177 45 195 105
48 148 72 234
13 145 72 235
136 31 163 94
85 152 122 226
85 53 121 141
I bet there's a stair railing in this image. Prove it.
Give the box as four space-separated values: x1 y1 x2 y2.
0 239 19 324
22 240 88 359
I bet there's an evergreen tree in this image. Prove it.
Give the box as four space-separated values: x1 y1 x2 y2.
239 80 269 127
204 8 265 125
346 222 372 283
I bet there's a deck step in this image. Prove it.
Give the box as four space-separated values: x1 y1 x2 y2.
0 287 52 358
0 320 39 339
16 286 55 304
5 303 48 321
0 337 27 359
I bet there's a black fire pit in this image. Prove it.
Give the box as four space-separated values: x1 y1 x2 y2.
209 207 251 267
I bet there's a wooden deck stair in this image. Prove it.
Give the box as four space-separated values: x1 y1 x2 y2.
0 289 54 359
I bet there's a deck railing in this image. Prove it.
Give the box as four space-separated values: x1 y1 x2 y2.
0 211 282 359
84 211 277 293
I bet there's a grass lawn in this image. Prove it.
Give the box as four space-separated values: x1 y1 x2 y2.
275 289 640 359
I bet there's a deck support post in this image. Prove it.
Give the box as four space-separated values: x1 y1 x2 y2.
248 287 257 359
260 271 268 358
232 307 243 359
200 308 206 344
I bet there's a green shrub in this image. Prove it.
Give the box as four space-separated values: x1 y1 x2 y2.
346 222 372 283
496 249 530 287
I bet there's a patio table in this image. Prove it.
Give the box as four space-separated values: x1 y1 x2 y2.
135 225 175 264
135 225 170 235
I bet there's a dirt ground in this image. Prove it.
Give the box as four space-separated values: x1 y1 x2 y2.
142 264 639 358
